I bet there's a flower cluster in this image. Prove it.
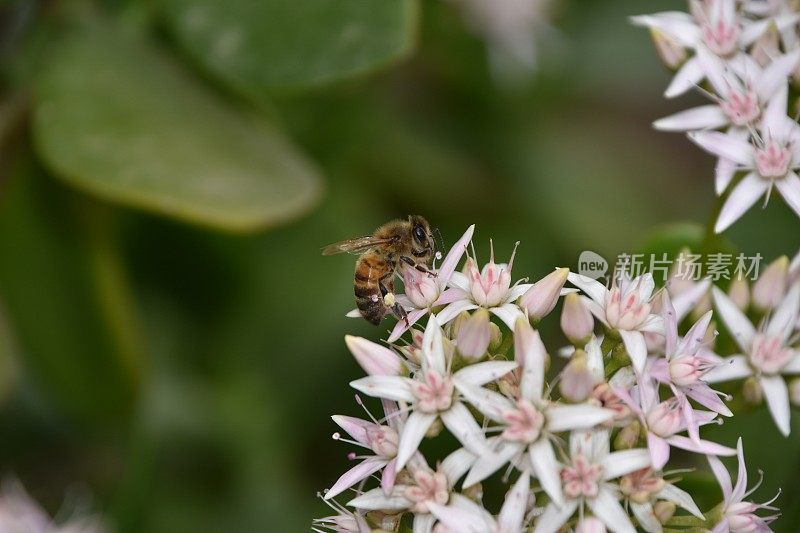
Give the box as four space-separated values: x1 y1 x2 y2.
632 0 800 233
315 225 787 533
0 479 105 533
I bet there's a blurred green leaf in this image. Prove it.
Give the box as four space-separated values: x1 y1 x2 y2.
154 0 418 92
0 154 140 418
32 18 322 233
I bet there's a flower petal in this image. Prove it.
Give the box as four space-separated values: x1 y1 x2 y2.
442 446 479 485
687 131 753 166
412 512 435 533
441 401 490 456
325 457 388 500
490 302 525 331
346 335 402 376
587 487 637 533
436 299 479 325
454 380 513 422
428 499 488 533
775 171 800 220
667 435 736 456
533 499 578 533
731 437 748 503
347 486 410 511
629 12 701 47
463 441 522 488
648 433 671 471
497 471 530 533
349 375 415 403
707 453 733 504
654 105 729 132
545 404 615 432
439 225 475 282
331 415 374 446
704 354 751 383
395 411 437 471
756 49 800 102
658 483 704 518
454 360 518 387
666 56 704 98
715 172 769 233
516 319 547 400
619 329 647 373
567 273 609 305
422 314 447 374
387 309 427 343
529 439 564 505
677 309 713 356
766 282 800 342
760 375 791 436
601 448 652 480
630 502 661 533
712 286 756 352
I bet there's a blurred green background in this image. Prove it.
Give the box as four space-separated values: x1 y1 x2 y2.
0 0 799 531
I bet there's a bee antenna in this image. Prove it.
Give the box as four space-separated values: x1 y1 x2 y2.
433 227 447 256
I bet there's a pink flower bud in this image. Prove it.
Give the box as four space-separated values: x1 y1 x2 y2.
646 399 683 437
752 256 789 312
728 277 750 311
668 354 711 386
650 28 687 69
465 241 518 308
456 309 491 360
561 293 594 345
653 501 677 524
575 517 606 533
560 351 597 402
614 421 641 450
519 268 568 320
402 264 440 309
742 376 763 405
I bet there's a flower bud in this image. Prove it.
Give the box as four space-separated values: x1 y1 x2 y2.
646 400 682 437
519 268 568 321
456 309 491 360
402 265 440 309
560 351 597 402
790 378 800 407
752 256 789 312
614 421 641 450
561 293 594 346
650 29 687 70
654 500 676 524
489 322 503 352
743 376 763 405
728 277 750 311
575 517 606 533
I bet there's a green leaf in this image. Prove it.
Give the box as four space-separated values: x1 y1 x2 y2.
154 0 418 91
32 19 322 233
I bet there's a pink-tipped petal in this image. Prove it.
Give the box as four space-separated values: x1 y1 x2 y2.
667 435 736 456
439 225 475 282
325 457 388 500
346 335 402 376
387 309 427 343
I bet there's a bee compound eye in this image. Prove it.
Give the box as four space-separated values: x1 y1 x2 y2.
413 226 426 242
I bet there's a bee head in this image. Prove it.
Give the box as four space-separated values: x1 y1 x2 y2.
408 215 435 260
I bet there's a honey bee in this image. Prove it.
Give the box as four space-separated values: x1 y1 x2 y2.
323 215 436 325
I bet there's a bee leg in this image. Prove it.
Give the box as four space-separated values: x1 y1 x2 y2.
400 256 434 277
380 279 409 327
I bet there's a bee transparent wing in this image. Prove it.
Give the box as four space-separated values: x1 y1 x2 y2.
321 236 393 255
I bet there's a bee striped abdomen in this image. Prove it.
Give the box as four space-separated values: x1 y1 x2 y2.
354 254 390 325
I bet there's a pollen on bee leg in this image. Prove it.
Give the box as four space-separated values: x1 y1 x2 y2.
383 292 396 307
